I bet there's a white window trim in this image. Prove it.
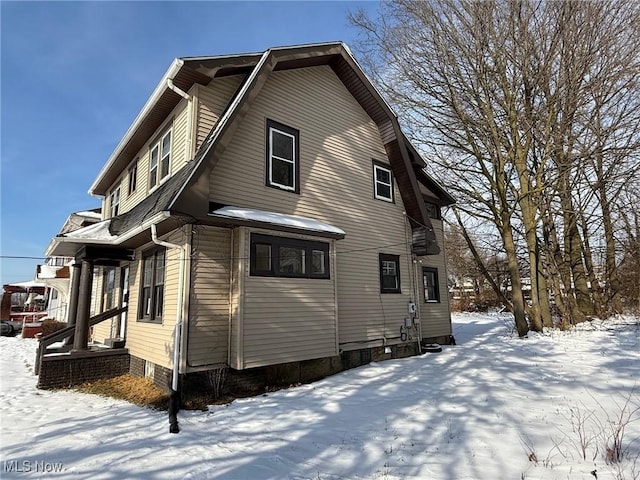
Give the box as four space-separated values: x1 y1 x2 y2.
374 163 394 202
109 186 121 218
268 127 297 191
149 129 172 192
128 160 138 196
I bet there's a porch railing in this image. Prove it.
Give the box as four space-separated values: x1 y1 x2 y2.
35 306 127 375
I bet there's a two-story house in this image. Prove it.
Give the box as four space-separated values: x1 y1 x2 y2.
40 42 454 399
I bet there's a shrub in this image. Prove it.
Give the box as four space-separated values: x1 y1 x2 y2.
40 319 68 336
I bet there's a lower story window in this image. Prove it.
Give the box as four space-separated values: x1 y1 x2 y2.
423 267 440 302
379 253 401 293
139 248 165 322
102 267 116 312
250 233 330 279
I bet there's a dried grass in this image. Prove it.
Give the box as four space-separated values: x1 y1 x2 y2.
75 374 168 410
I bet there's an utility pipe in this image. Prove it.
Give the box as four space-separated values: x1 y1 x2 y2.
151 223 185 434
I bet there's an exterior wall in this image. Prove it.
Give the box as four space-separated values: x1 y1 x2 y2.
208 65 428 356
417 219 452 338
232 228 338 370
195 75 245 151
124 228 187 369
102 94 193 219
186 225 231 370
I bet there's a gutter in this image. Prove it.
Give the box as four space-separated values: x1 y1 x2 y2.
150 223 186 434
89 59 185 196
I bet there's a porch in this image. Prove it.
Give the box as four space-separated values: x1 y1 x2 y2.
35 306 130 389
35 244 134 389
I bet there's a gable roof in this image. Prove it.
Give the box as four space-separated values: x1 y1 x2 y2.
88 42 450 254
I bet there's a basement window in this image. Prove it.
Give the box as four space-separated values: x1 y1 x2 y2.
250 233 329 279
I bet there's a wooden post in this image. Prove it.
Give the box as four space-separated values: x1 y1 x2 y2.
73 259 93 351
67 262 82 325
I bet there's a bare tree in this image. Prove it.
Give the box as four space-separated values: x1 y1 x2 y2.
351 0 640 332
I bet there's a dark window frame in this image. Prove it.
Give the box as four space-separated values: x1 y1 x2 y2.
379 253 401 293
138 247 166 323
265 119 300 194
423 267 441 303
373 160 395 203
250 233 330 279
425 202 441 220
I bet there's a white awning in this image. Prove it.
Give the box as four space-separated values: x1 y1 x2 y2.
210 206 345 236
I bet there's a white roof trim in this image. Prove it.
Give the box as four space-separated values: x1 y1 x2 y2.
210 206 345 236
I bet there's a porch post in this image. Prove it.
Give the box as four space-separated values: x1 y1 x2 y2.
73 259 94 351
66 262 82 325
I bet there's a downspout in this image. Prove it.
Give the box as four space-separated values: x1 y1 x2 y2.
166 79 193 163
151 223 184 434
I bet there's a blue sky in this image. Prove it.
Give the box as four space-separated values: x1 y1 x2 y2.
0 0 379 286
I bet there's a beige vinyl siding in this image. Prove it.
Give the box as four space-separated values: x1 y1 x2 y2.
418 220 452 338
125 228 186 369
209 65 424 354
186 226 231 369
195 75 245 150
111 97 191 216
238 229 338 369
229 228 243 369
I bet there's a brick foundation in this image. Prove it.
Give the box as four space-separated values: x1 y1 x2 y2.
37 349 130 389
172 342 421 398
37 338 449 395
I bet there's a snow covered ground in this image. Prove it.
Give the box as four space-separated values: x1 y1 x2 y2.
1 313 638 479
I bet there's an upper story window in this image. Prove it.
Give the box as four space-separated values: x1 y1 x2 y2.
373 161 394 202
266 119 299 193
425 202 441 220
149 130 172 190
139 247 165 323
128 160 138 196
379 253 401 293
109 186 121 218
423 267 440 302
250 233 329 279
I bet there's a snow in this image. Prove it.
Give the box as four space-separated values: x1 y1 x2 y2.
1 313 639 479
73 210 102 220
211 206 346 236
61 220 116 241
